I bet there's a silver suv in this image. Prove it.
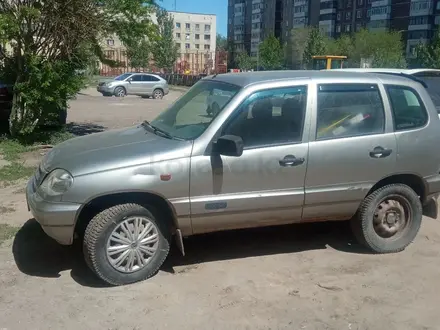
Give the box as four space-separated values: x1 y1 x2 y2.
97 72 169 98
27 71 440 286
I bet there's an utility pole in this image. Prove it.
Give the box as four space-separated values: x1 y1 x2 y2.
174 0 176 10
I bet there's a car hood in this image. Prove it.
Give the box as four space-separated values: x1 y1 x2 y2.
42 126 192 176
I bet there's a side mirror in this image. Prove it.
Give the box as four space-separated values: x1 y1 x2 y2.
213 135 244 157
127 78 132 83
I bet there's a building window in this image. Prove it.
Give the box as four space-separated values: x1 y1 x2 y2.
195 23 200 30
176 33 181 38
347 0 352 8
195 34 200 40
185 33 190 40
367 0 372 3
337 12 341 20
106 39 114 46
358 0 363 5
356 23 362 31
195 44 200 49
185 23 190 30
185 43 190 49
204 34 211 40
356 10 362 18
346 12 351 20
367 9 371 17
204 44 210 50
205 24 211 32
176 43 181 48
176 22 181 28
345 24 351 32
336 25 341 32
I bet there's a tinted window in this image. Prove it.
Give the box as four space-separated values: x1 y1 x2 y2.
385 85 428 131
114 73 132 81
143 75 160 82
131 75 143 82
223 86 307 148
317 84 385 140
413 72 440 113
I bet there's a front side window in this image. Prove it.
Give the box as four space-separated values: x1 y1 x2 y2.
317 84 385 140
222 86 308 148
114 73 132 81
151 81 240 140
385 85 428 131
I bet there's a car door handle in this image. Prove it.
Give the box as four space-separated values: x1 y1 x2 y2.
369 146 392 158
279 155 305 167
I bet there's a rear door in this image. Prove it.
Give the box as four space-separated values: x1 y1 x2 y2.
141 75 157 95
303 82 397 221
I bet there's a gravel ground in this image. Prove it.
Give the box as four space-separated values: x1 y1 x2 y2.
1 89 440 330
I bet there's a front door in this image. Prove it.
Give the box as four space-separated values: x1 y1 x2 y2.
303 82 397 221
190 84 311 234
126 74 143 94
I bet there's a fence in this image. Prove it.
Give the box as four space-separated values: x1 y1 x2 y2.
99 49 228 77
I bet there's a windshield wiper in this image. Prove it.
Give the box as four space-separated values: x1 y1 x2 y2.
141 121 185 141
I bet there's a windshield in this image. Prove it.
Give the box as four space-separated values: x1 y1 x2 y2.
413 71 440 113
150 80 241 140
114 73 132 81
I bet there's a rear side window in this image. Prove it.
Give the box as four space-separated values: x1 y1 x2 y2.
142 75 160 82
385 85 428 131
316 84 385 140
413 72 440 113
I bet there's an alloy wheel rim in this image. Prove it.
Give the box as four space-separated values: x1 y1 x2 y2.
106 216 159 273
154 90 163 99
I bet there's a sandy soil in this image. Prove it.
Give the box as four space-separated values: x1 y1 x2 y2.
1 89 440 330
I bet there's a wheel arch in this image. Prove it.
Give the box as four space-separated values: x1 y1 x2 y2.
113 85 126 94
74 190 180 239
367 173 427 202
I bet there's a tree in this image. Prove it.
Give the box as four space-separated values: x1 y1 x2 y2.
236 51 255 71
151 8 179 72
126 39 151 69
303 28 327 69
0 0 160 137
350 29 406 68
414 27 440 68
216 34 227 51
288 27 312 69
258 34 283 70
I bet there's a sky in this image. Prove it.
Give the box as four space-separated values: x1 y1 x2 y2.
160 0 228 36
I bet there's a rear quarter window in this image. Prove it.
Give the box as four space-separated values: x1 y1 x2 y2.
412 72 440 113
385 85 428 131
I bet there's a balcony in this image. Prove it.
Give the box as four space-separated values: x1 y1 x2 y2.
410 0 433 16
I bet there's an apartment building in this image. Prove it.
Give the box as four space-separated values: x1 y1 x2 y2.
100 10 216 74
171 11 217 73
228 0 440 62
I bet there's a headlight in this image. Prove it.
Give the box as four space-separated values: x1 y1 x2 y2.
39 169 73 196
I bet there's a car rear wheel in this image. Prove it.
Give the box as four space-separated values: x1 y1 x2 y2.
351 184 422 254
114 87 126 97
83 203 170 286
153 89 164 99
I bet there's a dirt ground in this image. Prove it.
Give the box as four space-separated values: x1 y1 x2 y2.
1 89 440 330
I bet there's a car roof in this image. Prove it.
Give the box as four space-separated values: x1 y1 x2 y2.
203 70 416 88
327 68 440 75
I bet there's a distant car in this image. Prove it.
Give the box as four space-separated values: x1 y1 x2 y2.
97 72 169 99
328 68 440 116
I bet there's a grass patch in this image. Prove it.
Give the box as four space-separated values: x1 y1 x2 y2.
0 223 20 244
0 163 36 182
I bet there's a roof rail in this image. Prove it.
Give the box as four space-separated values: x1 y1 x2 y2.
372 72 428 88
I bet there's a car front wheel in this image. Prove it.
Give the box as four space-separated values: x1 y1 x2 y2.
351 183 422 254
83 203 170 286
114 87 126 97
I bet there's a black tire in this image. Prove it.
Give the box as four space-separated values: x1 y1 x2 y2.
152 88 164 99
351 184 422 254
102 92 112 97
83 203 170 286
114 86 126 97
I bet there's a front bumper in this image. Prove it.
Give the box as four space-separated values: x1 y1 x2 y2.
26 174 82 245
96 85 113 94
